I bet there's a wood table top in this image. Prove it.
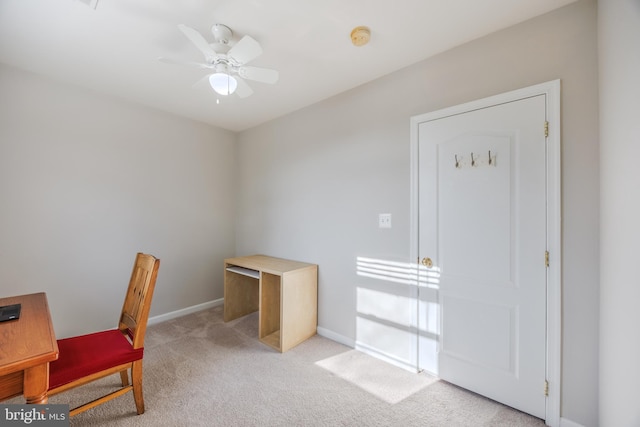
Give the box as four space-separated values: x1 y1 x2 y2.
0 292 58 376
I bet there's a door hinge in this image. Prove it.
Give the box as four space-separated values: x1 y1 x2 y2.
544 121 549 138
544 380 549 396
545 251 550 268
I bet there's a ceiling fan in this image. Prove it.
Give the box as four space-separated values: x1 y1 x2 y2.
160 24 279 98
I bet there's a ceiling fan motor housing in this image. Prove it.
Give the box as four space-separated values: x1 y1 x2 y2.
211 24 233 45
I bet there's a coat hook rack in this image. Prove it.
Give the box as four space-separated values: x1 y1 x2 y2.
454 150 497 168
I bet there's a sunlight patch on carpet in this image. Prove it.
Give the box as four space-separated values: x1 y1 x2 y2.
315 349 437 404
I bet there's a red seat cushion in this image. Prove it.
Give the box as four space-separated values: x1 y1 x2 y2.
49 329 144 390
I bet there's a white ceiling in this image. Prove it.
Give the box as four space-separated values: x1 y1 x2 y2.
0 0 575 132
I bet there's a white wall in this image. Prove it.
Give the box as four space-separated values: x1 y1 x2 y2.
598 0 640 426
236 1 599 425
0 63 237 338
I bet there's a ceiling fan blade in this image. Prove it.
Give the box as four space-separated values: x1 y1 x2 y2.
158 57 212 70
191 74 211 90
238 66 279 84
178 24 217 61
227 35 263 65
234 77 254 98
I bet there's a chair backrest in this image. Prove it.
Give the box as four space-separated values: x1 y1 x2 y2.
118 253 160 349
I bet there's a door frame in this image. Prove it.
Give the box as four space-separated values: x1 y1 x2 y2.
409 80 561 426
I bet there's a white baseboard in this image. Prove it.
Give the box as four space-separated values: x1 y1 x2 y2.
150 306 357 352
559 418 585 427
317 326 355 348
355 341 418 373
317 327 418 373
148 298 224 325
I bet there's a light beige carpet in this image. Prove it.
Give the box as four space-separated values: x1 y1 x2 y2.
8 306 546 426
314 349 438 405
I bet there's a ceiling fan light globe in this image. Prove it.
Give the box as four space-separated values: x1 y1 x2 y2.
209 73 238 96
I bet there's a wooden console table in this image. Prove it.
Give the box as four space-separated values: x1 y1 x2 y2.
224 255 318 352
0 292 59 404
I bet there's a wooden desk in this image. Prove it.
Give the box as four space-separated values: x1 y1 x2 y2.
0 292 59 404
224 255 318 352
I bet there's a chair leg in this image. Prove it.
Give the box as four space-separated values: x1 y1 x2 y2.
131 360 145 414
120 369 129 387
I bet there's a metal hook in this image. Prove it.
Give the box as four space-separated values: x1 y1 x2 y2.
488 150 492 165
471 152 476 167
455 155 460 168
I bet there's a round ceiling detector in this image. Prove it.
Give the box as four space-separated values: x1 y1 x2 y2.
350 26 371 47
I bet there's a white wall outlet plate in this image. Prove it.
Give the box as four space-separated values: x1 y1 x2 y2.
379 213 392 228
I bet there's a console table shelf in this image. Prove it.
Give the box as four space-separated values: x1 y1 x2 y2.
225 266 259 279
223 255 318 352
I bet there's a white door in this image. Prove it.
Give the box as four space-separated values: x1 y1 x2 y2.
418 95 547 418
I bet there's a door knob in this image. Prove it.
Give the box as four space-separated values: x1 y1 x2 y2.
421 257 433 268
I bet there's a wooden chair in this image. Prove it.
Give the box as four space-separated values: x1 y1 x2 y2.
48 252 160 417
